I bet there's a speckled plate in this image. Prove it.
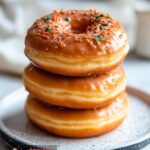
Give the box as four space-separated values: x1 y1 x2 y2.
0 87 150 150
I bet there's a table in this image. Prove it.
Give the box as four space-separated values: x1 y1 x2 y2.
0 55 150 149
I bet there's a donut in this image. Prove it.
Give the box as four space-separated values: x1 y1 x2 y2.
25 9 129 76
23 64 126 109
25 92 129 138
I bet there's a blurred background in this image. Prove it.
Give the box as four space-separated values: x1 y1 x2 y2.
0 0 150 149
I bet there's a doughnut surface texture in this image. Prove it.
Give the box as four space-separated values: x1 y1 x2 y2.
23 64 126 109
25 92 129 138
25 10 129 76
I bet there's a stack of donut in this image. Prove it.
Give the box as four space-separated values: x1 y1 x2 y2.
23 9 129 138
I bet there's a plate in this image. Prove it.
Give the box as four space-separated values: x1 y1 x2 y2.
0 87 150 150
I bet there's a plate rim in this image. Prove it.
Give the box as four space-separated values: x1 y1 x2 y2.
0 86 150 149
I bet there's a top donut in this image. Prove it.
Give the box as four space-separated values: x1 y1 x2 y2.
25 9 129 76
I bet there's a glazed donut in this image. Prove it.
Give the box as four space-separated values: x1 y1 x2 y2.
25 92 129 138
25 9 129 76
23 64 126 109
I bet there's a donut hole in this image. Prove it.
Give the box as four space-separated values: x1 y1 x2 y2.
71 29 83 34
70 19 92 34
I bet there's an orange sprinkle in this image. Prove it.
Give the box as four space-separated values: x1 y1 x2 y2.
27 9 126 52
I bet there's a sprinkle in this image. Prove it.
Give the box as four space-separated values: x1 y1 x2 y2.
95 16 100 22
45 27 51 31
45 17 51 23
95 14 104 22
65 17 71 22
99 25 102 30
95 35 103 41
32 10 124 50
99 14 104 17
102 23 107 27
108 20 111 24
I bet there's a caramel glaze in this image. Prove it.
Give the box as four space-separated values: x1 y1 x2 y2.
24 64 125 93
25 9 128 57
25 92 128 137
23 64 126 109
24 44 128 77
26 92 128 120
